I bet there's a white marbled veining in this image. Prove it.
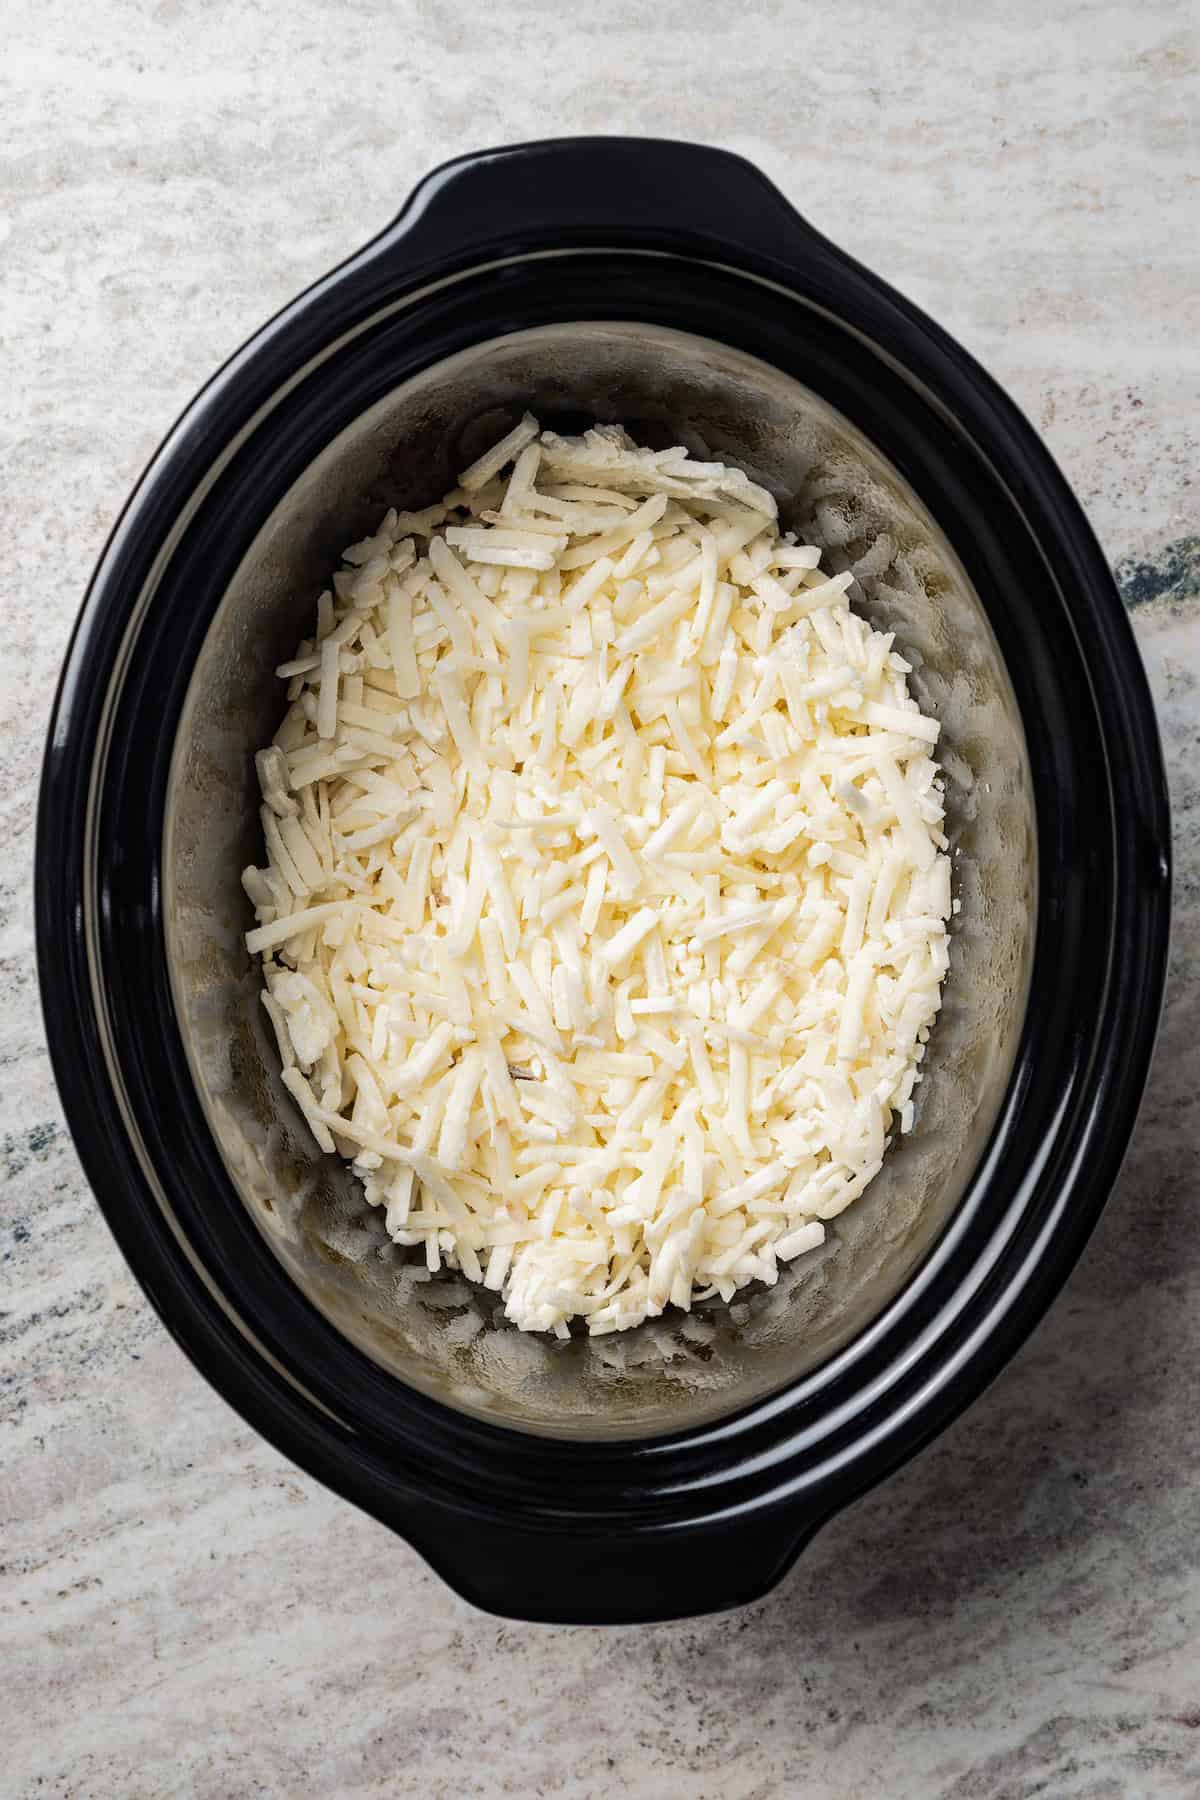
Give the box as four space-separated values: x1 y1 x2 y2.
2 0 1198 1795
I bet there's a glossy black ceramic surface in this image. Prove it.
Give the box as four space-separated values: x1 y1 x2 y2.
37 139 1169 1623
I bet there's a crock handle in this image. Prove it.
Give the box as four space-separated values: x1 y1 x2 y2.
403 1504 825 1626
369 136 832 277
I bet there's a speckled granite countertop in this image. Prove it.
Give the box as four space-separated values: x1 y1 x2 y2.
3 2 1198 1794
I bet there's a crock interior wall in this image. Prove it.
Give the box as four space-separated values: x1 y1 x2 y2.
164 321 1034 1436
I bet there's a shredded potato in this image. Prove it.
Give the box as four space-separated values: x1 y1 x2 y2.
245 419 952 1336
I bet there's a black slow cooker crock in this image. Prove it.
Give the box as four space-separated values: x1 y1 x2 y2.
37 138 1170 1624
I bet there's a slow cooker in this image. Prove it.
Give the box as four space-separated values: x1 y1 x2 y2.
37 138 1170 1623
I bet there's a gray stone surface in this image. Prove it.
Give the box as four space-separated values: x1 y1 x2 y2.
2 1 1197 1794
